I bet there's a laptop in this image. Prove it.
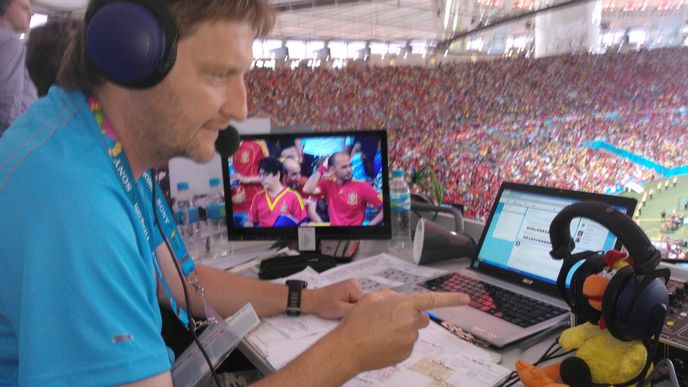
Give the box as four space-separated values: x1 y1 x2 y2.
419 181 637 348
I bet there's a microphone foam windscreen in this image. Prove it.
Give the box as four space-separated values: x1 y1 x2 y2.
215 125 240 156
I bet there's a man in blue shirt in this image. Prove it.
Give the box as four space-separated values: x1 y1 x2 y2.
0 0 36 136
0 1 467 386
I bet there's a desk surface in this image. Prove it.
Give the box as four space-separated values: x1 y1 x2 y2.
354 241 564 378
235 239 674 387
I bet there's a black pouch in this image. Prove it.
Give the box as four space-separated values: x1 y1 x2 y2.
258 253 337 280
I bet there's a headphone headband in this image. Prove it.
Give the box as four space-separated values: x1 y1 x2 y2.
549 201 660 274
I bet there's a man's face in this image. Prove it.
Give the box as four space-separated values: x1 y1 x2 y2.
332 153 353 182
259 169 281 191
2 0 32 33
127 19 253 164
284 160 301 186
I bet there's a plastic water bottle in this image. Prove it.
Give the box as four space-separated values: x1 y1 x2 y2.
389 169 412 250
205 178 231 258
174 182 201 260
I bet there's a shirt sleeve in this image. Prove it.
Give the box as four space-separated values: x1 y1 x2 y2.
363 183 383 208
247 193 260 225
291 191 306 223
317 178 333 197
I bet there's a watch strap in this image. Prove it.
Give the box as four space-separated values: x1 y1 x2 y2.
286 280 307 316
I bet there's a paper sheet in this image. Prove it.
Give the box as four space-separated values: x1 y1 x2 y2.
264 254 445 340
344 323 510 387
319 253 447 290
245 253 510 386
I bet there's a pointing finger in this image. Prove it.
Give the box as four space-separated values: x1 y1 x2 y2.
406 292 470 312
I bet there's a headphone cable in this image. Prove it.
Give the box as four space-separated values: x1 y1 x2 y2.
152 170 222 387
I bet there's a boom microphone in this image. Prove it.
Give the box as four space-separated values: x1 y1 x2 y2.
215 125 240 156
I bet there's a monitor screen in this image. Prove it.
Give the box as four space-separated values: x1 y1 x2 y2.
221 130 391 241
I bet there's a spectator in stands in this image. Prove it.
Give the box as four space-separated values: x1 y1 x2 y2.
283 156 321 222
0 0 36 136
246 46 688 221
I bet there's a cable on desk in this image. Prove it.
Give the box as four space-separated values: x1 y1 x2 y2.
496 338 574 387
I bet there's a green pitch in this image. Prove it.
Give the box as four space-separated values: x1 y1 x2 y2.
619 176 688 242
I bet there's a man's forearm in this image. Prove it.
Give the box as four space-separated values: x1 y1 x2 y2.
195 265 289 318
303 172 321 194
368 209 384 226
251 326 359 387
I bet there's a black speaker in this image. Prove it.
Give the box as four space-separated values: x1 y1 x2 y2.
85 0 178 88
413 218 476 264
411 201 476 265
549 201 669 343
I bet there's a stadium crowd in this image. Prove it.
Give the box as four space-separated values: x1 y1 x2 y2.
246 47 688 220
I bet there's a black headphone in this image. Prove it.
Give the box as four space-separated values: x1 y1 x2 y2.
549 201 669 343
85 0 178 88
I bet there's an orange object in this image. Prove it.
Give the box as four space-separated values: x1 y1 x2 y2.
515 360 566 387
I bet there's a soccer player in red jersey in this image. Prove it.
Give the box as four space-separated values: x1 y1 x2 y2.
283 156 322 223
231 139 268 218
303 152 384 226
245 157 306 227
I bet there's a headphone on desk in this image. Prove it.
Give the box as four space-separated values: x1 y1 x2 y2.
549 201 669 343
85 0 178 88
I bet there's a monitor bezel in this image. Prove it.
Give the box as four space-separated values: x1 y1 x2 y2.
221 129 392 241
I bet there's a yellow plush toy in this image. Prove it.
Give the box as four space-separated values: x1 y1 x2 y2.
558 321 648 385
516 322 648 387
517 250 651 387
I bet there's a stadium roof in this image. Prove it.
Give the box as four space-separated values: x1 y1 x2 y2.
32 0 688 46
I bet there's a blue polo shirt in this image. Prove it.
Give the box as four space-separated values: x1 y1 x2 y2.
0 87 170 385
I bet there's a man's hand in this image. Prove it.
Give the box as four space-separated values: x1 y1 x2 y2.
231 186 245 204
302 279 363 319
331 290 470 373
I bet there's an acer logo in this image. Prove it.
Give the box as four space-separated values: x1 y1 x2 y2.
522 278 534 285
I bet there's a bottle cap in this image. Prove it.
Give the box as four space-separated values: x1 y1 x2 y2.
209 178 221 186
392 169 404 178
177 182 189 190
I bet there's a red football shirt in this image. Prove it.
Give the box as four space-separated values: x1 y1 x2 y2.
232 140 268 213
317 177 383 226
247 188 306 227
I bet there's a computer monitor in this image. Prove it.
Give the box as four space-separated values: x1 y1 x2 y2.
221 129 391 242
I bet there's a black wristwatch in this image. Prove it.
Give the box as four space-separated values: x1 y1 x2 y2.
286 280 307 316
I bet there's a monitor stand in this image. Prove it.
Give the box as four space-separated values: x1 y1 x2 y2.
273 239 360 263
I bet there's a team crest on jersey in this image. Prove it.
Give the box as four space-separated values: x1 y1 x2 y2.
240 151 249 164
348 192 358 205
280 202 288 213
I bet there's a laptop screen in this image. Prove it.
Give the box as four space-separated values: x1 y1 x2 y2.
473 182 637 295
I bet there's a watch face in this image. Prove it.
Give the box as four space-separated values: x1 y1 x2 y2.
287 279 307 288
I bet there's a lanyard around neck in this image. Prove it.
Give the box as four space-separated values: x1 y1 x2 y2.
87 96 195 328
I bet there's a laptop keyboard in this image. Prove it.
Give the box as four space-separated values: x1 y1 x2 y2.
419 272 568 328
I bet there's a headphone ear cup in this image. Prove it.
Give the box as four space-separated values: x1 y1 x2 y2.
86 0 178 88
570 254 605 324
602 266 634 340
605 269 669 341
